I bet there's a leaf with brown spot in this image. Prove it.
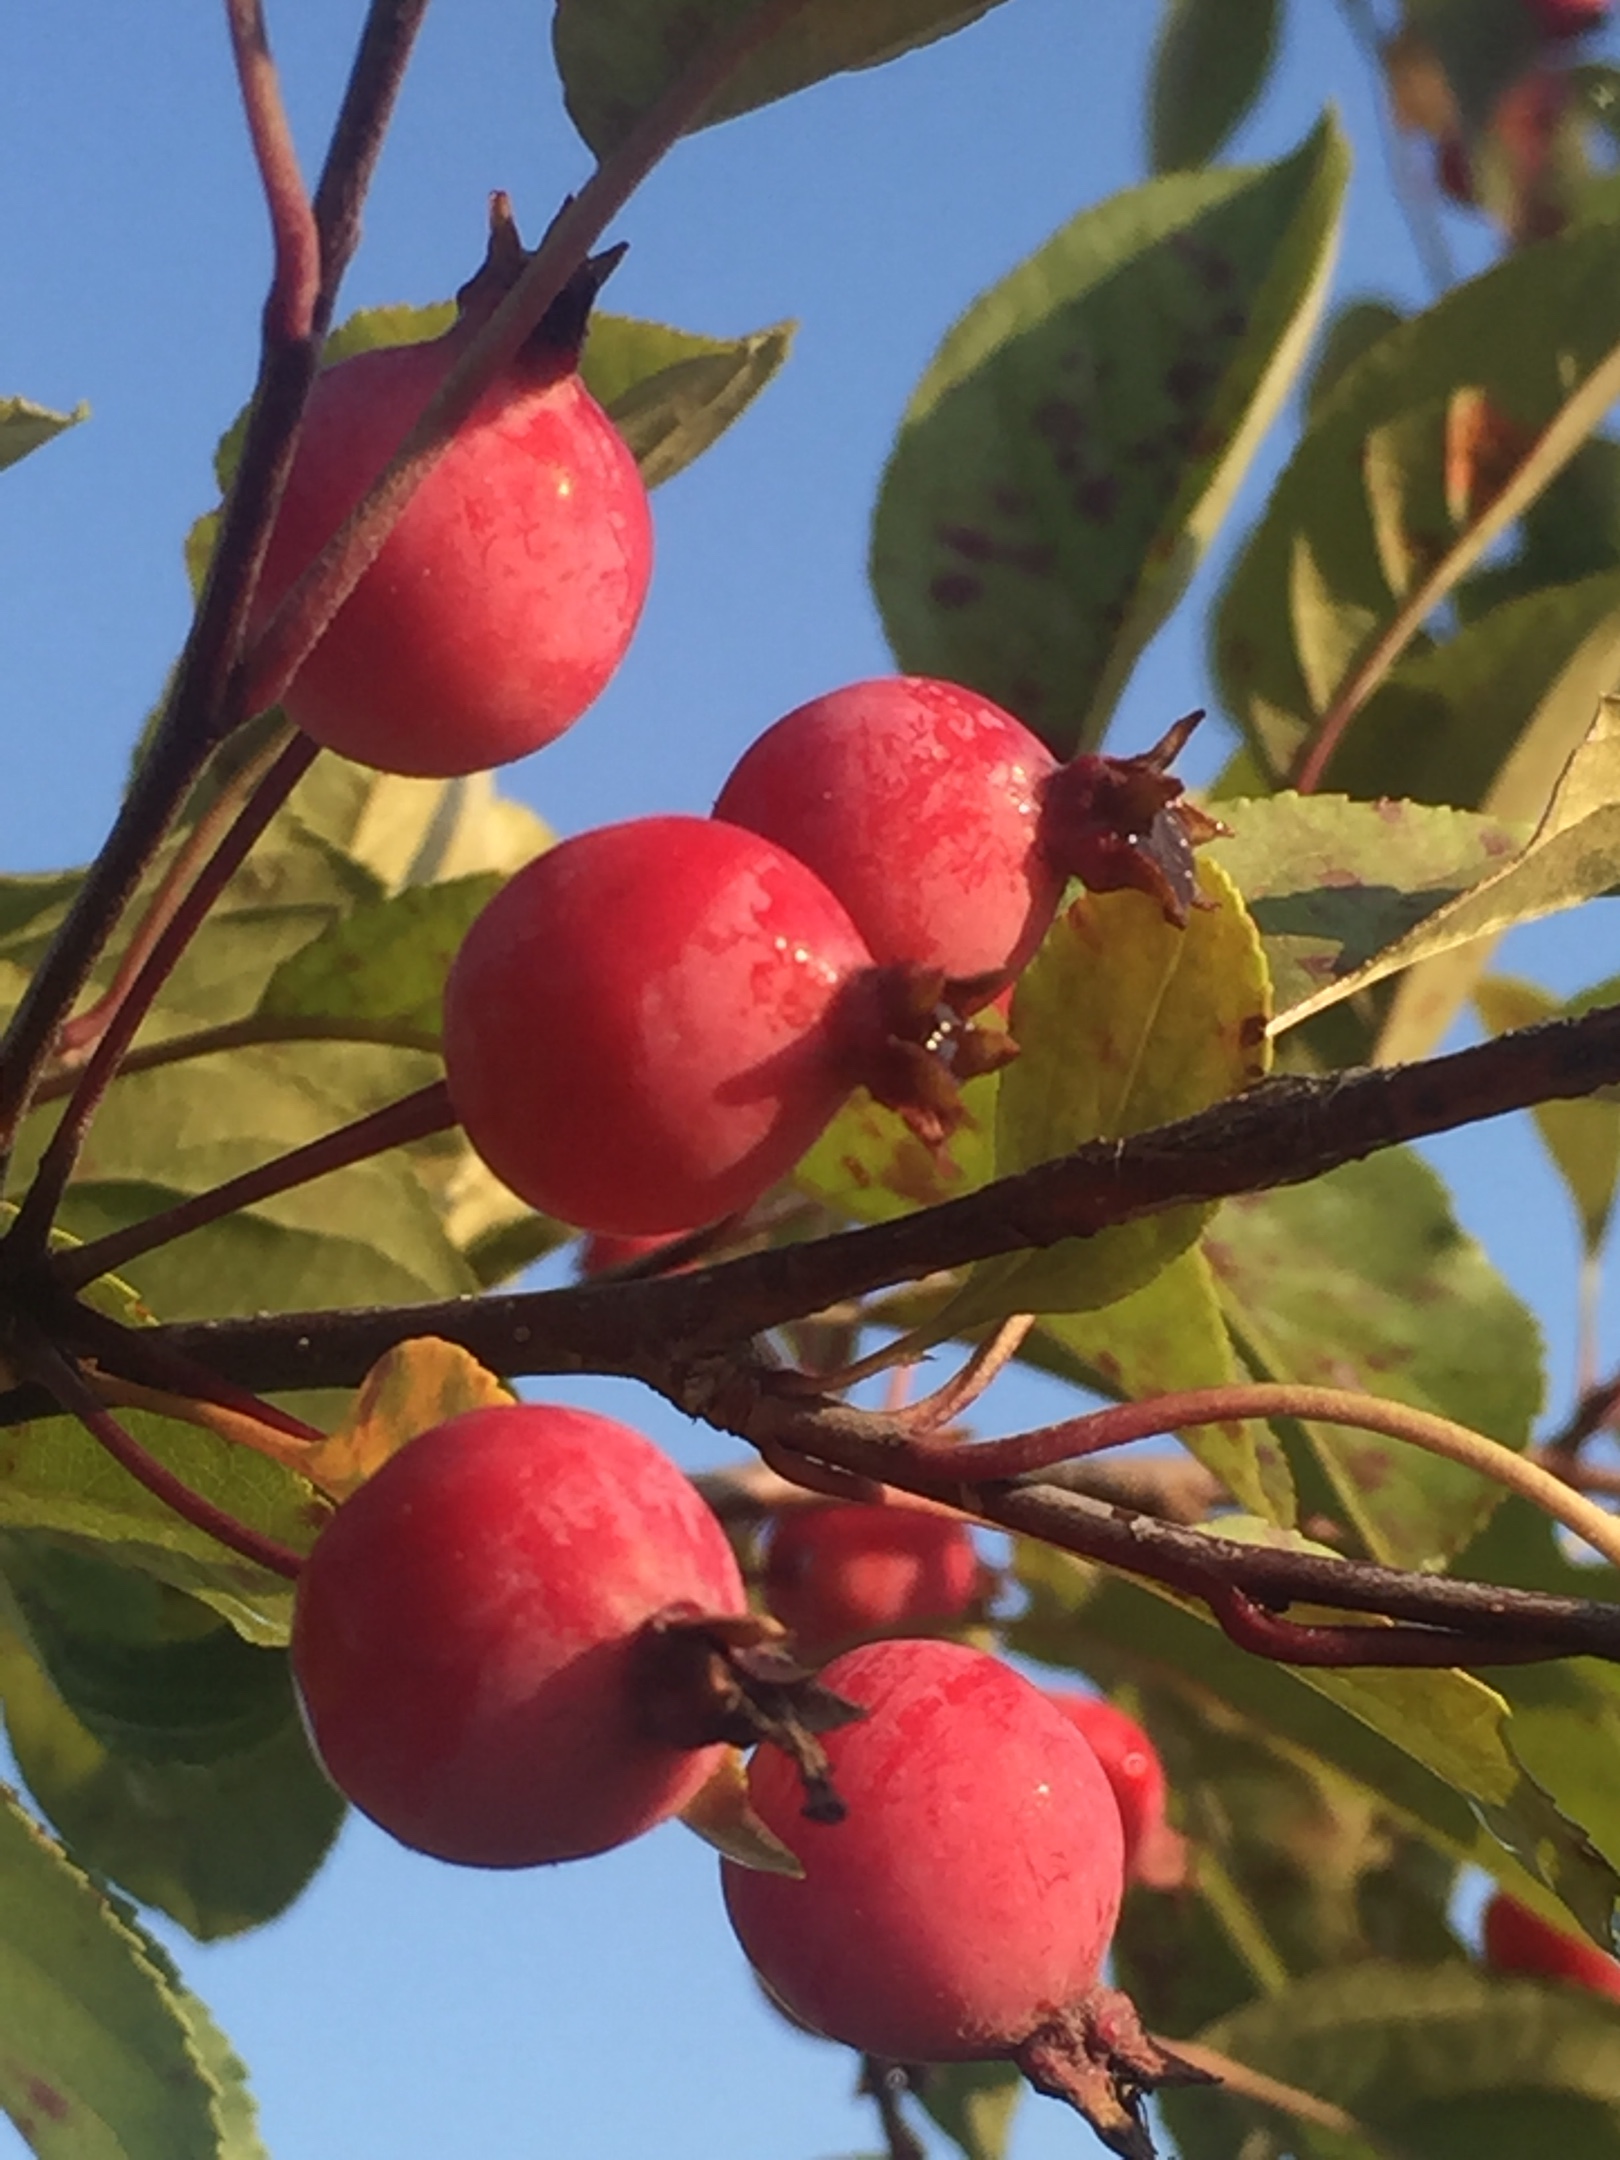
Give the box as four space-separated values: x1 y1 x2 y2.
871 116 1347 755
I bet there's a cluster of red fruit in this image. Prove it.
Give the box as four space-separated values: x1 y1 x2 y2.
257 212 1213 1249
291 1399 1191 2145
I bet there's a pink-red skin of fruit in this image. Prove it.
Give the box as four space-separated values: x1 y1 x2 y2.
1046 1692 1186 1889
722 1639 1125 2063
443 815 878 1236
250 328 652 776
291 1403 744 1867
714 676 1062 984
763 1503 981 1655
1482 1891 1620 2000
1526 0 1608 35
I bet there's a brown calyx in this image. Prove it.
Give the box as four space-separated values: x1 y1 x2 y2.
1039 710 1228 929
453 190 624 378
840 964 1020 1156
1014 1985 1217 2159
632 1606 864 1823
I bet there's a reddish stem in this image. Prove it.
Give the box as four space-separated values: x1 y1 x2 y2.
24 1331 306 1581
7 734 318 1258
226 0 320 343
53 1080 455 1293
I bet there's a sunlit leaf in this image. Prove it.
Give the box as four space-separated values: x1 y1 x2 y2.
1476 973 1620 1252
1206 1151 1544 1569
872 116 1348 754
0 396 87 474
302 1339 512 1500
585 314 795 487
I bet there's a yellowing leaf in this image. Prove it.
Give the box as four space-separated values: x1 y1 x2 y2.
304 1339 513 1499
677 1750 804 1877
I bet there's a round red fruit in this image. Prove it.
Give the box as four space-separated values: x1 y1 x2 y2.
250 305 650 777
763 1502 981 1655
291 1402 744 1867
442 815 879 1236
1048 1692 1186 1889
1482 1891 1620 2000
722 1638 1124 2063
715 676 1062 985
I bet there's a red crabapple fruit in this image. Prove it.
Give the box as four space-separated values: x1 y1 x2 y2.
291 1402 745 1866
250 210 651 777
714 676 1062 985
443 814 999 1237
763 1502 981 1655
1482 1891 1620 2000
1047 1693 1188 1890
723 1639 1199 2153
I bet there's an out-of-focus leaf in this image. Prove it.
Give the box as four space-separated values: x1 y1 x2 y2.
1278 698 1620 1038
1303 298 1406 420
584 314 794 487
1476 973 1620 1251
0 396 87 473
286 761 552 893
937 861 1269 1331
0 1614 341 1942
1460 437 1620 616
0 1782 238 2158
1041 1246 1295 1523
1008 1540 1620 1942
552 0 1013 156
916 2060 1023 2160
1194 1964 1620 2159
872 117 1348 755
1205 1151 1544 1569
1207 792 1525 1020
1217 216 1620 777
256 875 501 1046
1148 0 1282 172
302 1338 512 1500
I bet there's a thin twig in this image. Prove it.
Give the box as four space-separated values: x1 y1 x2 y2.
22 1330 307 1581
7 734 318 1254
52 1079 454 1292
227 0 320 342
1160 2037 1386 2145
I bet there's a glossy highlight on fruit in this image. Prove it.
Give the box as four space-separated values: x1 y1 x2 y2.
443 815 880 1236
1482 1890 1620 2000
715 676 1062 984
291 1402 744 1867
721 1638 1125 2063
251 283 651 777
763 1502 981 1655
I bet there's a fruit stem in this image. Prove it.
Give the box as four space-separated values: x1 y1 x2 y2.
4 733 318 1264
1155 2036 1371 2143
52 1080 456 1293
0 2 425 1167
234 0 820 731
859 1378 1620 1570
227 0 319 344
22 1329 307 1581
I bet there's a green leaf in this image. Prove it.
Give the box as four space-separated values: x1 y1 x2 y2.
1205 1151 1544 1569
0 1783 240 2158
1148 0 1282 172
793 1064 1000 1223
916 2060 1023 2160
1041 1246 1295 1523
1007 1542 1620 1943
871 115 1347 755
941 859 1270 1327
256 875 502 1045
1195 1964 1620 2158
0 1599 341 1941
0 396 87 474
583 313 794 488
1475 973 1620 1252
552 0 1014 157
1277 697 1620 1038
1216 215 1620 777
1303 297 1406 420
284 760 552 894
1207 793 1526 1023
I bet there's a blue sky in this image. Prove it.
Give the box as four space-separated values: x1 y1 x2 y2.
6 3 1620 2156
